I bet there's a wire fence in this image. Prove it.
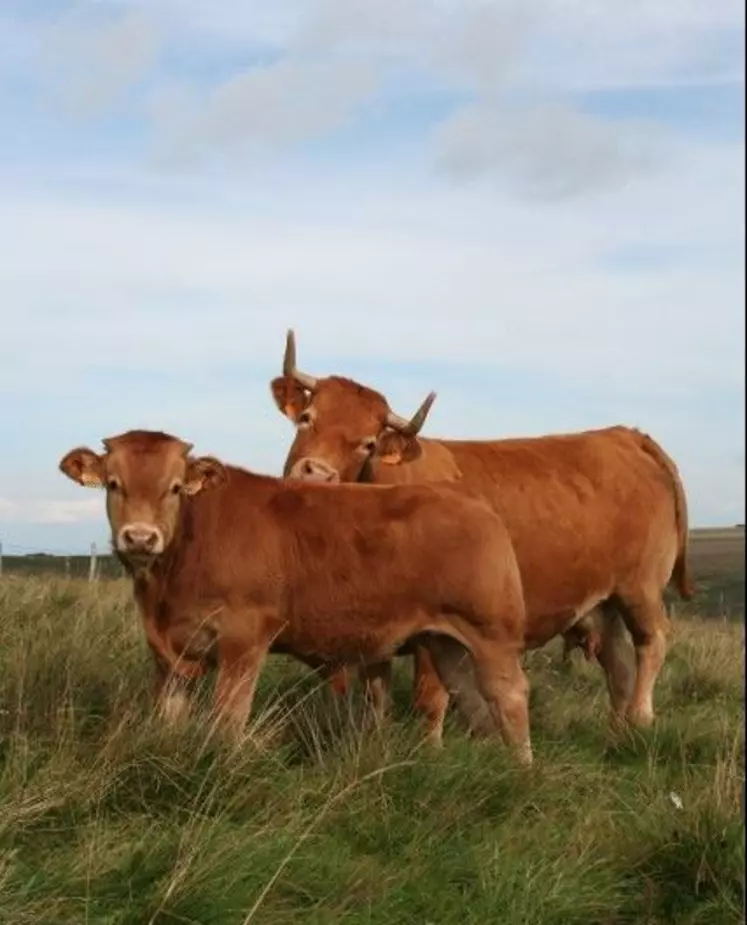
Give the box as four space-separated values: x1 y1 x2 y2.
0 541 125 581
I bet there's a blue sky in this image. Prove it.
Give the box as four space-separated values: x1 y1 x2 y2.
0 0 744 554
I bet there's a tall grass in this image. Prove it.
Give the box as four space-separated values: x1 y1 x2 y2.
0 576 743 924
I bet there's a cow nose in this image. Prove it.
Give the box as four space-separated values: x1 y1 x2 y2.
118 523 163 554
290 458 340 483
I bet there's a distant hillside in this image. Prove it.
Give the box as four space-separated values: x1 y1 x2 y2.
679 527 745 619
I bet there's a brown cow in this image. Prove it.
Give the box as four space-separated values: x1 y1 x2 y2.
270 330 693 740
58 429 532 763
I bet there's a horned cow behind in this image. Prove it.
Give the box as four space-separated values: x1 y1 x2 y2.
58 429 532 764
271 330 694 739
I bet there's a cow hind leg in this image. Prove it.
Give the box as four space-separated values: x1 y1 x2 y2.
468 641 532 766
596 602 636 727
421 635 509 747
614 588 670 727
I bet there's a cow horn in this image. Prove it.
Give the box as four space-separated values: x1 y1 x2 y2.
282 329 318 392
386 391 437 435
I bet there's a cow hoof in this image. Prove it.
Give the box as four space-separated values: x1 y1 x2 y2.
514 743 533 766
628 708 655 728
608 710 628 731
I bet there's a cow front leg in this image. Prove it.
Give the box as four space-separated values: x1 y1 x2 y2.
411 643 450 747
213 634 270 742
324 665 351 698
150 648 194 727
359 660 392 728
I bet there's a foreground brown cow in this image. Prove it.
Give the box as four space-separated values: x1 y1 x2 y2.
270 330 693 739
58 429 532 762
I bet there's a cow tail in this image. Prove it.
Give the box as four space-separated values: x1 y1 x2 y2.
638 431 695 600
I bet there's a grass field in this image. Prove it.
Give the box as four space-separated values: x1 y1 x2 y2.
0 575 743 924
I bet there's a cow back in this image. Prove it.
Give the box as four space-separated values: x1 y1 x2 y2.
371 426 682 629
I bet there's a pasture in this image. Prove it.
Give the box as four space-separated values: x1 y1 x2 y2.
0 558 743 923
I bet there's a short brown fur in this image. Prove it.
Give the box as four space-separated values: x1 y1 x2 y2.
271 340 694 736
59 429 532 762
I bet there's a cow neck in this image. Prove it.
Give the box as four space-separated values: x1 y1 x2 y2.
118 491 195 605
124 504 200 677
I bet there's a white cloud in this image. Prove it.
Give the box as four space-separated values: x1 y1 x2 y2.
39 9 159 115
432 2 538 92
432 100 663 196
150 58 378 164
0 497 103 525
293 0 537 90
151 0 744 91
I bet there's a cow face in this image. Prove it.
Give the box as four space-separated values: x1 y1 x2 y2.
270 331 437 485
270 375 417 482
59 430 226 565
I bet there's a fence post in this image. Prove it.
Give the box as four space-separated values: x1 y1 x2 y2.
88 542 98 582
65 556 71 578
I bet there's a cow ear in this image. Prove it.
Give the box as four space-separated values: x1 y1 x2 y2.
184 456 227 496
376 431 423 466
59 447 105 488
270 376 309 422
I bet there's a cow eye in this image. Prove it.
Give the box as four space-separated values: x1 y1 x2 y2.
361 438 377 454
170 482 182 495
297 411 312 428
107 478 120 491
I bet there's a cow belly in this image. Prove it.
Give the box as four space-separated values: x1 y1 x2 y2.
524 590 609 649
281 610 421 665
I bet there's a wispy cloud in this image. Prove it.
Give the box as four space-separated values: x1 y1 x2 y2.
39 8 160 115
9 0 742 194
150 58 378 165
432 100 663 196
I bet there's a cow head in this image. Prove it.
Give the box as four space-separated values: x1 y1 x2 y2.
270 330 437 483
59 430 226 566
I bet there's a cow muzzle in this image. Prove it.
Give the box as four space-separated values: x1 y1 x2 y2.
117 522 165 556
288 457 340 483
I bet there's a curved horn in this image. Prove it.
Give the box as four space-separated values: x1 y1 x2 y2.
282 329 318 392
386 390 437 435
